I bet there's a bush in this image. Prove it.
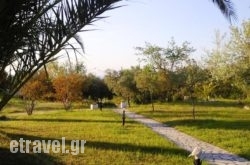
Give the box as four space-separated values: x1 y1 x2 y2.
102 102 117 108
213 83 246 99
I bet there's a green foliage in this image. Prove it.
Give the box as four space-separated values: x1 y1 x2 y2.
101 23 249 103
195 82 216 101
205 20 250 99
82 74 112 101
117 69 138 105
135 65 158 93
102 102 117 108
135 38 195 102
104 68 138 106
212 81 246 99
205 31 234 81
136 39 195 71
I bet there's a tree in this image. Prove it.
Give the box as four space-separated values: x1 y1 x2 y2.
184 60 209 119
136 40 193 71
53 73 84 110
164 38 195 71
0 0 236 110
117 69 138 107
104 69 120 95
19 69 55 100
155 69 171 101
196 81 216 100
205 29 248 100
0 0 121 110
104 68 138 107
82 74 112 101
227 20 250 99
20 77 43 115
20 69 54 115
135 66 158 111
205 31 235 81
136 39 195 101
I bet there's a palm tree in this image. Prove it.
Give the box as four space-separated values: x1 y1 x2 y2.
0 0 236 110
0 0 121 110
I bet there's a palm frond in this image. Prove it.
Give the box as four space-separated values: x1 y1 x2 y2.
0 0 121 109
212 0 237 23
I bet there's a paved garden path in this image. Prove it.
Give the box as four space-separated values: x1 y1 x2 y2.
114 109 250 165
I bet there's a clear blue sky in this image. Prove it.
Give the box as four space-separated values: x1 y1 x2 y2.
77 0 249 76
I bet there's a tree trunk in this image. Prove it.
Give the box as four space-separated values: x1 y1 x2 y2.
192 97 195 120
127 97 130 107
151 102 155 112
63 98 71 111
25 99 35 115
150 91 154 111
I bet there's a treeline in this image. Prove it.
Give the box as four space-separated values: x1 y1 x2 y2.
17 62 113 113
1 20 250 113
105 20 250 105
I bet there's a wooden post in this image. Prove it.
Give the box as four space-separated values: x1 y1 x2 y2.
122 109 125 126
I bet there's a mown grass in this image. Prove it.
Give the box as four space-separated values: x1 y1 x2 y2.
129 100 250 160
0 100 200 165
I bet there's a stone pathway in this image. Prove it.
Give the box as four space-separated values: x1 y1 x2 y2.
114 109 250 165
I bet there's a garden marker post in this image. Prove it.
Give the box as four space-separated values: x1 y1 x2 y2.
122 109 126 126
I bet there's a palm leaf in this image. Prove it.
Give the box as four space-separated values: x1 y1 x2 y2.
0 0 121 110
212 0 237 23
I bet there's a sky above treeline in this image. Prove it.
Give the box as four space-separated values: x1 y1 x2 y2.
69 0 250 76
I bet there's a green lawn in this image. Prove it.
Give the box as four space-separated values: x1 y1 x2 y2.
0 100 198 165
129 100 250 160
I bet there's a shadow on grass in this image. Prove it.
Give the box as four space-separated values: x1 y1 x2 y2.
7 118 136 124
136 100 242 110
0 131 189 163
0 126 31 132
32 106 64 111
0 147 63 165
171 100 242 108
164 119 250 131
86 140 188 156
195 100 243 108
0 131 65 165
136 110 236 119
0 142 64 165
